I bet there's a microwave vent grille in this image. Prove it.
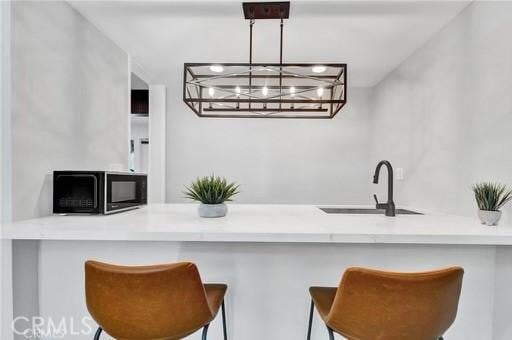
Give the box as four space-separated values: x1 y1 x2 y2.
59 198 94 209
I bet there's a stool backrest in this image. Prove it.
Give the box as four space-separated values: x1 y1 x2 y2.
85 261 213 339
327 267 464 340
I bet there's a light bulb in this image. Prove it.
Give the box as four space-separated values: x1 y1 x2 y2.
312 65 326 73
209 65 224 73
317 87 324 97
235 86 241 97
289 86 296 97
208 87 215 97
262 86 268 97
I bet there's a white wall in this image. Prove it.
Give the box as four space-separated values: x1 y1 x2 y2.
10 1 130 338
166 88 373 205
131 73 148 90
12 0 129 221
1 1 13 338
0 0 11 224
369 1 512 224
493 247 512 340
148 85 166 203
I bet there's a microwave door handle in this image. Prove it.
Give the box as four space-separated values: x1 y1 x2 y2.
104 173 108 212
93 176 98 208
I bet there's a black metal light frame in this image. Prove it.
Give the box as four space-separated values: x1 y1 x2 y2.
183 63 346 119
182 2 347 119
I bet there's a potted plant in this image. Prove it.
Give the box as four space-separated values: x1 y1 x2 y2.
184 175 239 218
472 182 512 226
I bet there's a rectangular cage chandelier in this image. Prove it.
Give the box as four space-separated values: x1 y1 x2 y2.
183 2 347 119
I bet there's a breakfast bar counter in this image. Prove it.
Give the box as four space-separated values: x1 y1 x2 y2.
2 204 512 340
3 204 512 245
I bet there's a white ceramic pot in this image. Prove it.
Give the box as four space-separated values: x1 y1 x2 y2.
198 203 228 218
478 210 502 226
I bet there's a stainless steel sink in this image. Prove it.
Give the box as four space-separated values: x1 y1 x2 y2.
319 207 423 215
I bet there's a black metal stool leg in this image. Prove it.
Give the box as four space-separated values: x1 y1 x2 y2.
221 299 228 340
202 323 210 340
93 327 102 340
327 326 335 340
307 300 314 340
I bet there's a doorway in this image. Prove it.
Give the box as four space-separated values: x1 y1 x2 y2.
130 73 149 173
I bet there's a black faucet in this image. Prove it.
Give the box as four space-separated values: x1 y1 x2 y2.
373 160 396 217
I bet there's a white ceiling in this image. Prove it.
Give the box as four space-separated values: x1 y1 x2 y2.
69 0 470 87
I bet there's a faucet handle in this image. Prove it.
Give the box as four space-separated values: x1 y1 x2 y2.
374 194 387 209
373 194 380 205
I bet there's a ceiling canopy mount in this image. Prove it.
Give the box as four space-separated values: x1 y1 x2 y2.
242 1 290 20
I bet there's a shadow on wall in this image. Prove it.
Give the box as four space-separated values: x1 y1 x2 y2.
36 173 52 218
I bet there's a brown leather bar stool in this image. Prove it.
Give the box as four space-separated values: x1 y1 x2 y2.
307 267 464 340
85 260 228 340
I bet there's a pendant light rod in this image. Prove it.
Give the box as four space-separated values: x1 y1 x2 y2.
280 18 283 65
279 15 284 108
249 17 254 109
249 17 254 65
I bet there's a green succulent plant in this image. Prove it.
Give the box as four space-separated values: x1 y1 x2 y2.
472 182 512 211
184 175 239 204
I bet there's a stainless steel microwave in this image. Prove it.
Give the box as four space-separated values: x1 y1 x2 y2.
53 171 147 214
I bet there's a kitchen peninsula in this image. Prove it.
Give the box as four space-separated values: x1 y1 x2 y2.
2 204 512 340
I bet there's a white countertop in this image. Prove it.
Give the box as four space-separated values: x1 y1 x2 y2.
1 204 512 245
